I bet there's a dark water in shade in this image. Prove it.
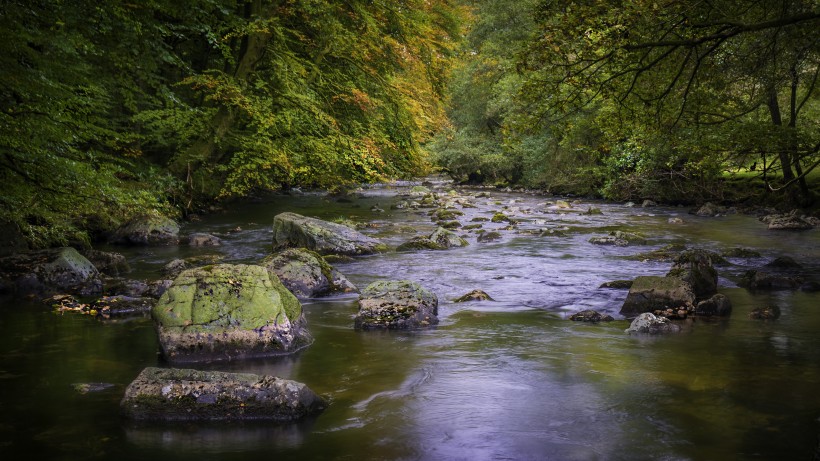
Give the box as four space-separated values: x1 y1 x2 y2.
1 178 820 460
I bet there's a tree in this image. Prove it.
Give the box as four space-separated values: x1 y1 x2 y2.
519 0 820 204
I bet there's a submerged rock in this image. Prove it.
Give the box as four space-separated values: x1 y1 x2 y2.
720 247 761 258
477 231 502 243
599 280 633 289
569 310 614 322
152 264 312 363
185 233 222 247
454 289 494 302
764 256 802 269
590 231 647 247
111 215 180 246
749 305 781 320
625 313 681 335
120 367 326 422
354 280 438 330
262 248 356 298
0 247 102 297
627 243 687 262
92 295 155 317
272 212 387 256
619 276 695 317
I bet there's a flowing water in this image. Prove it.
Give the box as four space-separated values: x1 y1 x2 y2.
1 178 820 460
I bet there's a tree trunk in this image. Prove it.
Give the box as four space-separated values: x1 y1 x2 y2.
767 88 796 183
787 69 811 199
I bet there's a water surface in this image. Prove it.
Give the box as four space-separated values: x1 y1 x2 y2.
1 179 819 460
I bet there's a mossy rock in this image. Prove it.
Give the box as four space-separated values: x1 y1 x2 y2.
111 214 180 246
397 227 467 252
396 237 445 252
152 264 311 363
666 249 718 300
272 212 387 256
120 367 327 422
569 310 614 322
620 276 695 317
0 247 102 297
477 231 502 243
432 209 464 221
454 289 494 302
491 212 510 223
626 243 687 262
262 248 357 298
355 280 438 330
720 247 761 258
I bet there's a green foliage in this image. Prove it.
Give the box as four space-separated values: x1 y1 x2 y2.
0 0 462 248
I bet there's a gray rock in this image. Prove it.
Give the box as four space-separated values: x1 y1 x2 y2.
694 202 726 217
152 264 312 363
625 313 681 334
262 248 357 298
121 367 326 422
642 200 657 207
454 289 494 302
81 249 130 276
354 280 438 330
111 215 180 246
590 231 646 247
693 293 732 317
738 270 802 290
272 212 387 256
569 310 614 322
761 210 814 230
666 249 718 300
0 247 102 297
186 233 222 247
620 276 695 317
430 227 468 248
764 256 802 269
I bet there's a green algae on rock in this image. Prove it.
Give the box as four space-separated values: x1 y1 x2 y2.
354 280 438 330
272 212 387 255
262 248 357 299
152 264 312 363
121 367 327 422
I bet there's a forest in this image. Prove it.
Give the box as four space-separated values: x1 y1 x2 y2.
2 0 819 249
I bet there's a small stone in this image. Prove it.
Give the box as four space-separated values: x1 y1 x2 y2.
454 289 494 303
749 305 780 320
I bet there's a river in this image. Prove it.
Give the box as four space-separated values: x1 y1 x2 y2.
1 178 819 460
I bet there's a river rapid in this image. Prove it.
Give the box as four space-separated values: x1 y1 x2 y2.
1 178 819 460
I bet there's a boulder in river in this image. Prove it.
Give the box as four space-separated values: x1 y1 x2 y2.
738 270 802 291
397 227 468 252
121 367 327 422
693 202 726 217
589 230 646 247
81 249 130 276
619 276 695 317
760 210 814 230
0 247 102 297
599 280 633 289
272 212 387 256
693 293 732 317
625 313 681 335
152 264 312 363
185 233 222 247
454 289 494 302
110 214 180 246
354 280 438 330
477 231 502 243
666 249 718 300
262 248 357 298
569 310 614 322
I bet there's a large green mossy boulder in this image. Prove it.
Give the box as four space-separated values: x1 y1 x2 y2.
121 367 327 422
261 248 357 299
272 212 387 256
152 264 311 363
354 280 438 330
619 276 695 317
111 214 179 246
0 247 102 297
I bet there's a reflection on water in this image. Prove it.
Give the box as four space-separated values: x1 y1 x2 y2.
1 179 819 460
